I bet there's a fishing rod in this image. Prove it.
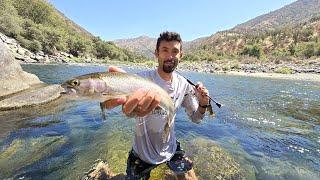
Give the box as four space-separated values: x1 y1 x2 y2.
138 42 222 108
175 71 222 108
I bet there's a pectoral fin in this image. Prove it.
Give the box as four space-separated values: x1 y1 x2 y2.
99 93 128 120
100 102 107 120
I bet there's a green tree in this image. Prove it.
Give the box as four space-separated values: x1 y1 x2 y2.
315 42 320 56
40 27 67 54
67 35 93 57
0 0 22 37
240 44 264 59
294 42 315 58
12 0 53 24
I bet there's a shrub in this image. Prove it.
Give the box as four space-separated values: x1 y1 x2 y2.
28 40 42 52
240 44 264 59
274 67 294 74
294 42 315 58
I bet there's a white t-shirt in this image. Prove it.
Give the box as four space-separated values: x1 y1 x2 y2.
133 69 204 164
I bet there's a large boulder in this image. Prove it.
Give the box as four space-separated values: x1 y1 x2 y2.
0 84 63 110
0 40 41 97
0 40 63 109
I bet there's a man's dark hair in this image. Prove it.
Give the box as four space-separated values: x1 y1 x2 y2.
156 31 182 51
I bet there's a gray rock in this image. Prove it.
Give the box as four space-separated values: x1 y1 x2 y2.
37 51 45 56
16 47 26 55
24 57 38 63
4 37 16 45
0 84 63 110
0 40 63 110
35 55 44 61
0 40 42 97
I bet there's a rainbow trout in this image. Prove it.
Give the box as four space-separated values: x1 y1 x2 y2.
61 72 174 143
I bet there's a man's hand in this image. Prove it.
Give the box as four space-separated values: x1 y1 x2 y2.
101 66 161 117
196 82 210 107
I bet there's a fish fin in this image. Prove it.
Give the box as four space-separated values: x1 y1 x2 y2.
162 122 170 143
89 86 95 94
100 102 107 120
207 104 215 118
101 94 128 102
155 105 165 111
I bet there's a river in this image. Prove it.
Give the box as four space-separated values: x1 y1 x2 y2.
0 64 319 179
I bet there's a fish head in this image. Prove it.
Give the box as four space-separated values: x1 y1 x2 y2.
61 78 81 96
61 74 110 101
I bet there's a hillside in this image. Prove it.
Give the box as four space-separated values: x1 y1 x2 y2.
183 0 320 66
113 35 203 58
231 0 320 33
0 0 147 63
111 0 320 68
114 36 156 58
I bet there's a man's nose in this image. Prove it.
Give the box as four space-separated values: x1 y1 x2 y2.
167 54 174 59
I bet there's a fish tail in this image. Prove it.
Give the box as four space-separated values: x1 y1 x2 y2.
162 122 170 143
162 112 174 143
207 104 215 117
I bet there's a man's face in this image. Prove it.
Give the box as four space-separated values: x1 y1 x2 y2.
156 40 182 73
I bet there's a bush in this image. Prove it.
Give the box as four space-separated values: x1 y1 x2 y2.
230 62 240 69
12 0 53 24
315 42 320 56
0 0 22 37
272 48 290 57
67 35 92 57
28 40 42 52
274 67 294 74
240 44 264 59
40 27 67 54
23 20 45 42
294 42 315 58
222 65 230 71
16 35 30 48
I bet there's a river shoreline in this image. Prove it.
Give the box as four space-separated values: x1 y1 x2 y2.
2 31 319 83
20 61 320 82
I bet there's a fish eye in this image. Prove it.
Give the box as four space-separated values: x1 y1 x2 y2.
70 79 80 86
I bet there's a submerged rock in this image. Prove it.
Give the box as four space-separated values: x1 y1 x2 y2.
184 137 245 179
83 160 125 180
83 133 245 179
0 135 67 178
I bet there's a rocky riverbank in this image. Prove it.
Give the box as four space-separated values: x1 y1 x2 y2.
1 31 320 79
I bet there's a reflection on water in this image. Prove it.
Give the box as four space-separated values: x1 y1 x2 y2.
0 64 319 179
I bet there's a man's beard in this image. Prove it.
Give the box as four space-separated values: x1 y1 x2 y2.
162 58 178 73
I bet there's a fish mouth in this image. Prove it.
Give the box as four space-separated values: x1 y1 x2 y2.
60 83 77 95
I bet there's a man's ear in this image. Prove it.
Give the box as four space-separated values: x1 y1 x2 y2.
180 51 183 58
154 50 159 58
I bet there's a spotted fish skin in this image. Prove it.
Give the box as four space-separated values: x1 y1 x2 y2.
61 72 175 142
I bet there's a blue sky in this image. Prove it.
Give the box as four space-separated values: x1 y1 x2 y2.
48 0 296 41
